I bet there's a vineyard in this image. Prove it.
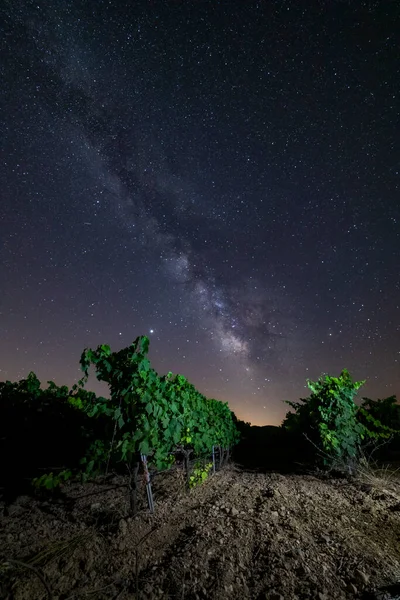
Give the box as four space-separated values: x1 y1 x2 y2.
1 341 400 599
0 336 239 514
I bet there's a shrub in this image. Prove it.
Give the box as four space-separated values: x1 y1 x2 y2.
283 369 366 469
0 372 105 499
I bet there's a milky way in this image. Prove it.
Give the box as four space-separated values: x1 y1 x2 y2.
1 0 399 425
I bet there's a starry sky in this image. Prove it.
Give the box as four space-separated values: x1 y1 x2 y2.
1 0 399 426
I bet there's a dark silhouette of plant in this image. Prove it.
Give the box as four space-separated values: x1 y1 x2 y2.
359 395 400 429
0 372 102 503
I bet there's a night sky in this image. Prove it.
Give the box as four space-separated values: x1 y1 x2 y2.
1 1 399 426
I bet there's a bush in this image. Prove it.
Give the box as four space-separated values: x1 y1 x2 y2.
283 369 366 469
0 372 105 500
358 395 400 457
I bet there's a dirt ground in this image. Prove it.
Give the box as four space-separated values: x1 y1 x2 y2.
1 464 400 600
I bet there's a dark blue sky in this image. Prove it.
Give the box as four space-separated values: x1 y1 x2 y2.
1 0 399 425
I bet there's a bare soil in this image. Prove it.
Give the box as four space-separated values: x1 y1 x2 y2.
1 464 400 600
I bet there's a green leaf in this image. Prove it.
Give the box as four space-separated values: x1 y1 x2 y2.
140 440 150 455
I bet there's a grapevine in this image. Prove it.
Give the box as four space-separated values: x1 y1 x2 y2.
71 336 239 510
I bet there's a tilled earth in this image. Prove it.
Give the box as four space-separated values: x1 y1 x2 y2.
1 465 400 600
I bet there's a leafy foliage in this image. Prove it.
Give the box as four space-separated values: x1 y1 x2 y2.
283 369 367 466
357 395 400 456
0 336 239 504
359 395 400 430
189 462 213 488
0 372 103 498
75 336 240 476
32 469 72 491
